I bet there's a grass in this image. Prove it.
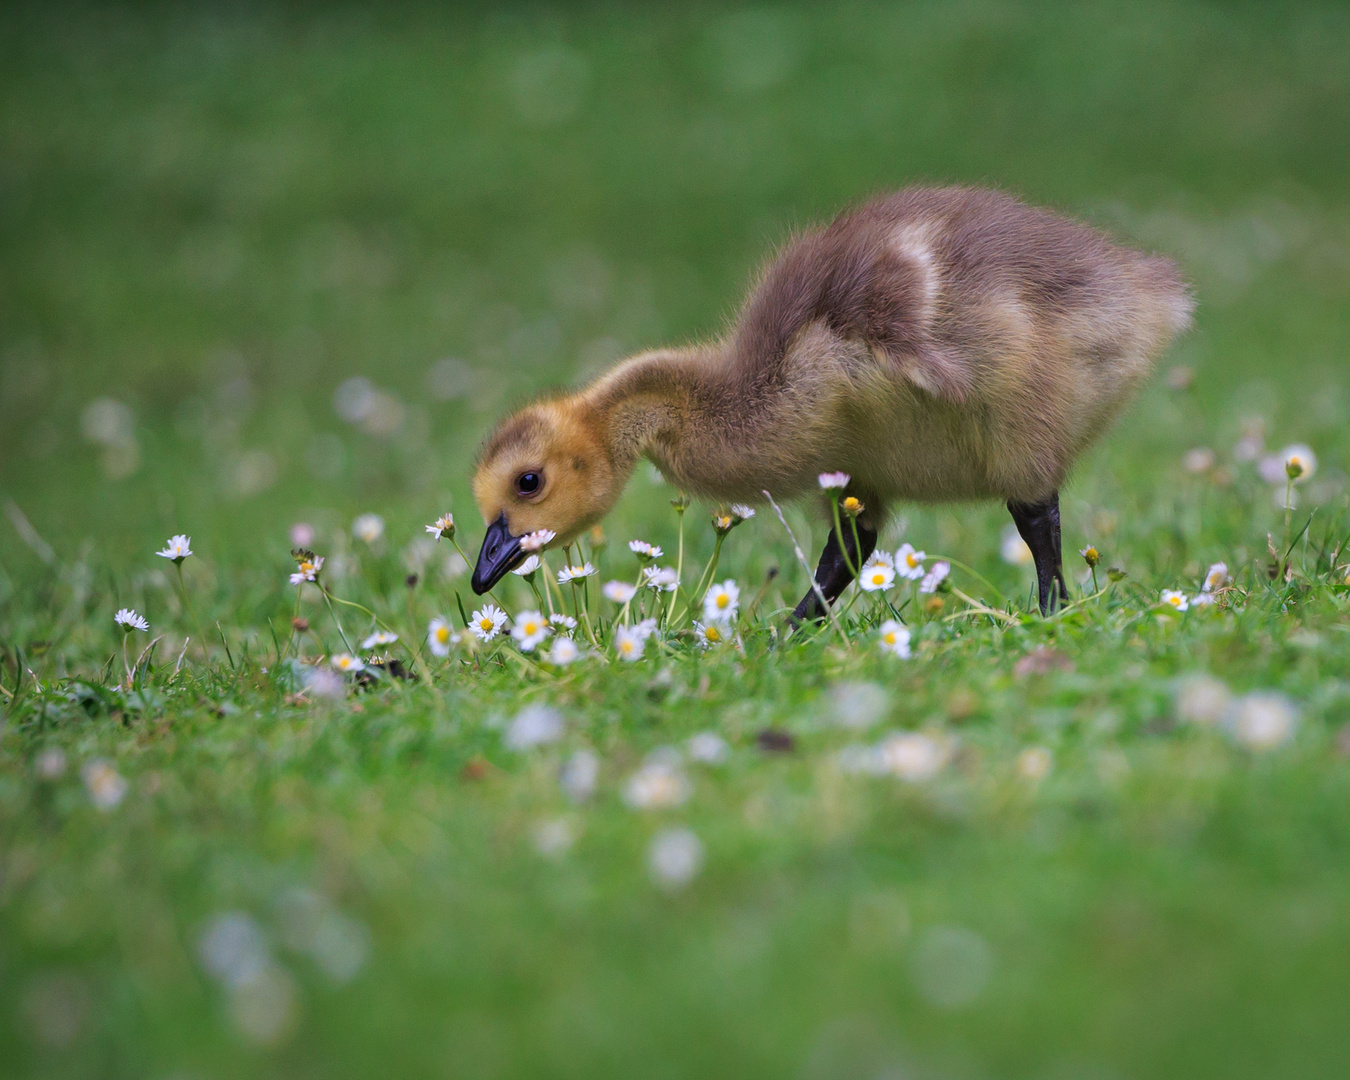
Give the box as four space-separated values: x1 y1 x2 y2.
3 2 1350 1077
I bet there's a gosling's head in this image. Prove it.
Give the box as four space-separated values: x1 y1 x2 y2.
470 398 620 593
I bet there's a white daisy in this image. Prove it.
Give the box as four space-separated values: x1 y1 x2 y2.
559 748 599 801
425 513 455 540
858 553 895 592
614 625 647 661
623 757 691 810
818 471 850 490
289 555 324 585
1202 562 1230 593
505 705 564 750
603 580 637 604
1183 447 1216 474
469 604 509 642
510 610 551 652
648 827 704 891
878 732 946 781
1160 589 1190 612
702 579 740 622
643 566 679 592
729 504 756 521
687 732 729 764
557 562 597 584
1175 674 1232 725
549 613 577 635
877 619 911 658
1280 444 1317 483
352 513 385 545
548 636 581 666
511 554 541 577
1016 746 1053 782
629 539 663 559
1226 691 1298 751
361 630 398 650
693 621 727 648
634 617 659 640
114 608 149 632
895 543 926 580
427 617 458 657
919 561 950 594
519 529 556 553
331 653 365 673
155 534 192 563
82 759 128 811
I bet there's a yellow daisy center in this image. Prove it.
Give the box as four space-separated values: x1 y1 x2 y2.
716 594 729 608
705 626 721 641
524 621 540 634
906 554 919 567
479 618 493 630
884 632 897 645
435 627 450 643
871 572 886 584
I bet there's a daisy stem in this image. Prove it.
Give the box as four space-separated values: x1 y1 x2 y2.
323 590 434 684
578 581 599 647
288 588 303 659
121 633 133 689
675 533 726 625
615 567 645 627
848 514 863 576
498 646 550 679
568 580 581 623
945 587 1017 626
667 500 688 624
450 536 507 610
539 555 562 616
526 576 546 612
318 585 356 653
174 562 208 662
925 554 1008 604
1284 477 1294 575
830 496 859 578
1090 566 1100 594
837 584 865 624
763 488 850 645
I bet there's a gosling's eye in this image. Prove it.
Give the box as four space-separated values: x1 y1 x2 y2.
515 471 542 497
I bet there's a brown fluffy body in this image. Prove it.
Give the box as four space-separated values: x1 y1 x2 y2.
473 186 1192 544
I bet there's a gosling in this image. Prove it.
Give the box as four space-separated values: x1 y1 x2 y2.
469 186 1192 618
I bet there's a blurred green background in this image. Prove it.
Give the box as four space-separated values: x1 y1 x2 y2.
2 0 1348 574
4 4 1350 1079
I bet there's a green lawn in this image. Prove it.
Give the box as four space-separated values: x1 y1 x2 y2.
3 3 1350 1077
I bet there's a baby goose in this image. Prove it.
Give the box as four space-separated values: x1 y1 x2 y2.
470 186 1192 617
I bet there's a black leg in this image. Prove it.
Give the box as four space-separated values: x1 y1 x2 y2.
790 523 878 624
1007 492 1068 615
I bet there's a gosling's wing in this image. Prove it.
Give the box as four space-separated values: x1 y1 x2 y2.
733 197 977 403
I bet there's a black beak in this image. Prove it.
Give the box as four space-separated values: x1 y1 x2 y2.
471 513 523 594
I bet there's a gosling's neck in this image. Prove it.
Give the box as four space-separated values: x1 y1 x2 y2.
579 345 720 475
